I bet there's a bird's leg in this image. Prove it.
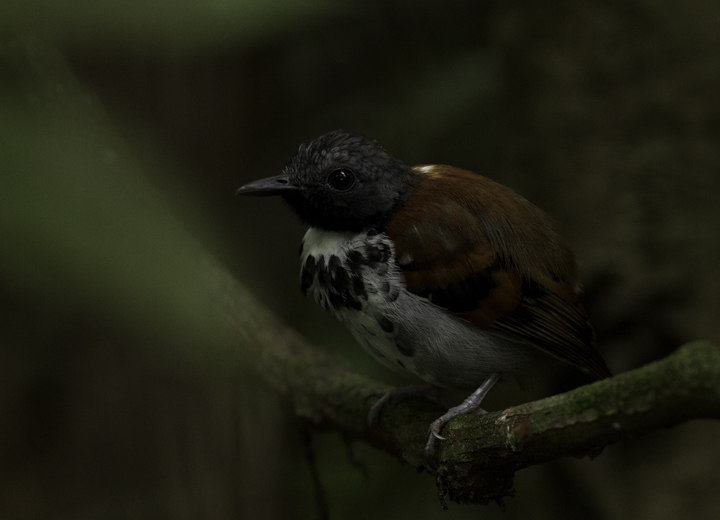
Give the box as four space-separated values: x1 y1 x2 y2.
425 373 501 468
367 385 444 426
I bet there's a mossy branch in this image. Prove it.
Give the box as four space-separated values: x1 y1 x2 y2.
209 261 720 505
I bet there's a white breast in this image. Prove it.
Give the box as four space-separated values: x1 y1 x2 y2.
299 228 356 266
299 227 413 371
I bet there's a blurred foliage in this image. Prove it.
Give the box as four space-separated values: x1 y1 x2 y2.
1 0 720 519
0 39 235 372
0 0 347 53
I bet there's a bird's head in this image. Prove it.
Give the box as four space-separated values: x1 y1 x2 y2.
237 130 418 232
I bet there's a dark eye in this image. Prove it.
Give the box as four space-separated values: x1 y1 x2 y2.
327 169 355 191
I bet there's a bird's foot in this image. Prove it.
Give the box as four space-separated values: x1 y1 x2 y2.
424 403 489 468
367 385 444 427
425 373 501 469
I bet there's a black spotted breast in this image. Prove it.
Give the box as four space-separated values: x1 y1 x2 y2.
298 226 533 389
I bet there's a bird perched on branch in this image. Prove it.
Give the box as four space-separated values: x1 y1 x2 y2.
237 130 611 467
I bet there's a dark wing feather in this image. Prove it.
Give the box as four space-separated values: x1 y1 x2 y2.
386 165 611 379
479 281 611 378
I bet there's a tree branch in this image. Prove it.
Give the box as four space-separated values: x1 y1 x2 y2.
208 261 720 504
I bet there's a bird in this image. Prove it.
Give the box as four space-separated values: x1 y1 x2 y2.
236 130 611 467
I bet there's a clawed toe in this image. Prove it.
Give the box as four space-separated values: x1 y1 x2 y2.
425 418 449 468
422 374 501 468
425 430 439 469
367 391 393 426
430 419 447 441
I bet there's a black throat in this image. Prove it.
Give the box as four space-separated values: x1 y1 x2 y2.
280 130 422 233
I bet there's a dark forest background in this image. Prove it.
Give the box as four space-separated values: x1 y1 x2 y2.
1 1 719 518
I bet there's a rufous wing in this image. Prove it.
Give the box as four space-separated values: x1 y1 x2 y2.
385 165 611 379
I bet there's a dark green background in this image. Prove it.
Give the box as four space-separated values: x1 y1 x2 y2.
2 1 719 518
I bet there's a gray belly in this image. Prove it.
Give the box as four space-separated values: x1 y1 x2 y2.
299 227 530 389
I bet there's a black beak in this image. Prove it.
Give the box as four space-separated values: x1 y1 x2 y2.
236 174 300 196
